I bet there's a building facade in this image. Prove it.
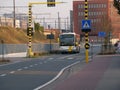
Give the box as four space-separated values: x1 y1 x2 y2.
0 17 13 27
73 0 110 38
1 13 28 29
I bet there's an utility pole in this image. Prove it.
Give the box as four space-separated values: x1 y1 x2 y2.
55 20 56 29
43 17 46 29
58 12 61 32
64 19 66 30
67 17 69 31
13 0 16 28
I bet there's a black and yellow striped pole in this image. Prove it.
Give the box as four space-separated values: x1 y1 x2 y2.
84 0 89 63
27 4 34 57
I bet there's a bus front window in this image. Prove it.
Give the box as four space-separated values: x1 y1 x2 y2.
60 35 74 46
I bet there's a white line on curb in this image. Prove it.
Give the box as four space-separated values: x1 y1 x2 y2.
34 61 80 90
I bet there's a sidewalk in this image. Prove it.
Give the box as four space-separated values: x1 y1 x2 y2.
53 54 120 90
0 52 26 58
0 52 27 65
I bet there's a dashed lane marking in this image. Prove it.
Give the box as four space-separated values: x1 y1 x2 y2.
35 64 38 66
0 74 6 77
67 57 74 60
49 58 54 60
17 69 22 71
30 65 33 67
44 61 47 63
24 67 28 69
10 71 15 74
39 62 42 64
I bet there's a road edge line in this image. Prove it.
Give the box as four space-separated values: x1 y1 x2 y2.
34 61 80 90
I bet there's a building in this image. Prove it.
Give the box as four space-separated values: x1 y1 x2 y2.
44 29 60 40
73 0 110 41
0 17 13 27
2 12 28 29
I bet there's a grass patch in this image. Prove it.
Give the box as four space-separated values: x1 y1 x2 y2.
0 26 52 44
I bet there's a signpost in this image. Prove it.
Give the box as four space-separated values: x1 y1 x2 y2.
84 43 90 49
81 0 91 63
98 32 106 54
98 32 106 37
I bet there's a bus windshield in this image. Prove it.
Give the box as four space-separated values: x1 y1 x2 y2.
59 34 75 46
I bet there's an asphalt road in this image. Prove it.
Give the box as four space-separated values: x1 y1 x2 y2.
0 46 101 90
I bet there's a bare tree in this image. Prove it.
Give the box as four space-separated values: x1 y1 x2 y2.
101 14 113 50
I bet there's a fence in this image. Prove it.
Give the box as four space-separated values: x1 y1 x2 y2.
0 43 59 55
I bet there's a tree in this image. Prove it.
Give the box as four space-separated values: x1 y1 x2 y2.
34 23 40 31
113 0 120 14
101 14 113 50
34 22 44 32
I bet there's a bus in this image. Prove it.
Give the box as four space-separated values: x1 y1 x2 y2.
59 33 80 53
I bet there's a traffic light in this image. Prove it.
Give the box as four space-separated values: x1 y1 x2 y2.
47 0 55 7
27 27 34 36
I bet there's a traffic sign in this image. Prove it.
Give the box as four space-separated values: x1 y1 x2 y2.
82 20 91 32
47 34 54 39
98 32 106 37
84 43 90 49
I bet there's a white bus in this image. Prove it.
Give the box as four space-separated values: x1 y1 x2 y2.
59 33 80 53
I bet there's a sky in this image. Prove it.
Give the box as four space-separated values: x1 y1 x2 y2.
0 0 73 18
0 0 74 28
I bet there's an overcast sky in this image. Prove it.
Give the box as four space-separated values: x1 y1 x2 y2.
0 0 75 28
0 0 73 18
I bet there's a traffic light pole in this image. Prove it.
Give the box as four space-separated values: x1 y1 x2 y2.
84 0 89 63
85 33 89 63
27 1 65 57
27 4 33 57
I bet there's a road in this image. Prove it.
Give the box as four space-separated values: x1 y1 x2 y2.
0 46 101 90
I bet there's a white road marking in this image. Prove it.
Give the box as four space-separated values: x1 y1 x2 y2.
0 74 6 77
39 62 42 64
58 54 76 60
17 69 22 71
49 58 54 60
34 61 80 90
67 57 74 60
30 65 33 67
35 64 38 66
24 67 28 69
10 71 15 74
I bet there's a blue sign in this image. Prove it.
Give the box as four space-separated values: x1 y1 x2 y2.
82 20 91 30
98 32 106 37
